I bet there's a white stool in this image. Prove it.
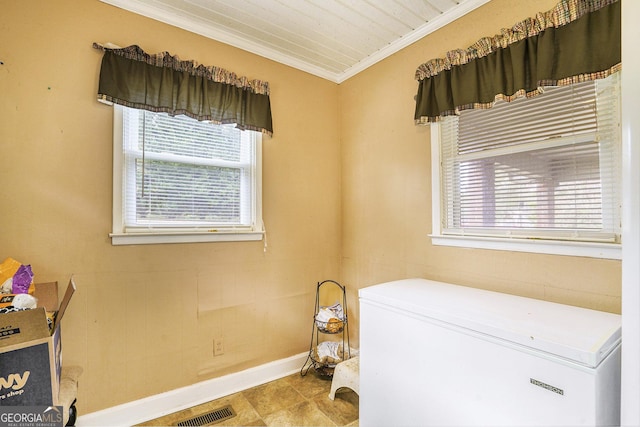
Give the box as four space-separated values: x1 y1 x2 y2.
329 356 359 400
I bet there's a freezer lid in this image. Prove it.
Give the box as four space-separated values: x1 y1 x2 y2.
359 278 621 368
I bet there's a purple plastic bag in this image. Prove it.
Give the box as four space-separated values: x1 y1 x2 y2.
12 264 33 294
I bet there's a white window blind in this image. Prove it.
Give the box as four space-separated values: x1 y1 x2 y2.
438 73 621 243
114 106 262 242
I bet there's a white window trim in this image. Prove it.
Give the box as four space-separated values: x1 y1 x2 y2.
430 124 622 260
110 105 264 245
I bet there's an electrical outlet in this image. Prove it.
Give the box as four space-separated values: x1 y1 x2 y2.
214 338 224 356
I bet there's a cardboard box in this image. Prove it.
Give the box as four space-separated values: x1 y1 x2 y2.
0 278 75 406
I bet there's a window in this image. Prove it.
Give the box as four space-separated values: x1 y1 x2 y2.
111 105 263 245
431 73 621 259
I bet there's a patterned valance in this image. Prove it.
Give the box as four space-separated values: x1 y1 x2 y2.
93 44 273 136
414 0 621 124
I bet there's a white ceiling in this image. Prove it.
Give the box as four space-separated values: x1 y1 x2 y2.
99 0 490 83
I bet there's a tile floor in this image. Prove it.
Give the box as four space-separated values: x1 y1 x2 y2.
137 371 359 426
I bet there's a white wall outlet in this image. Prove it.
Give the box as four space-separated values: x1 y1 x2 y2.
214 337 224 356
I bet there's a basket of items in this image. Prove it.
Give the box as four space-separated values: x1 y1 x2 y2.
314 302 345 334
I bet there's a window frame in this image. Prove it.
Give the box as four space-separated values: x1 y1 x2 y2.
429 85 622 260
110 105 264 245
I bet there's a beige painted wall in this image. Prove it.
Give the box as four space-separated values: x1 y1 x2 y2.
340 0 621 346
0 0 341 414
0 0 621 417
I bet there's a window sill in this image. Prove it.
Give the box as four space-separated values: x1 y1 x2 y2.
110 230 264 245
430 234 621 260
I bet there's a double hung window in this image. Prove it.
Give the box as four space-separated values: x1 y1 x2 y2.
431 73 621 258
111 105 263 245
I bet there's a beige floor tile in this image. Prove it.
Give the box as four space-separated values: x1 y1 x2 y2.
262 400 337 427
314 390 359 426
241 380 307 418
286 372 333 399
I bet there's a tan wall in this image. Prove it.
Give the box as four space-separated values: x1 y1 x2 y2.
0 0 341 414
1 0 622 417
340 0 621 346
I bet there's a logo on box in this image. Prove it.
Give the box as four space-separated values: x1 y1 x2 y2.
0 328 20 339
0 371 30 397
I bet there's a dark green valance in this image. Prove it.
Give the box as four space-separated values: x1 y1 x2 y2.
93 44 273 136
414 0 621 123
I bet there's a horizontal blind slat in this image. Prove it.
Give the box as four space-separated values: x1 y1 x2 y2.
122 108 254 228
439 73 621 241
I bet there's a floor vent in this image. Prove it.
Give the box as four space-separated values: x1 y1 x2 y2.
176 405 236 426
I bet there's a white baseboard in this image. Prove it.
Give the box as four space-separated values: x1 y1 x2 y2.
77 352 309 426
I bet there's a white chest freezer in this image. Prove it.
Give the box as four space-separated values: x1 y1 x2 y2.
359 278 621 427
